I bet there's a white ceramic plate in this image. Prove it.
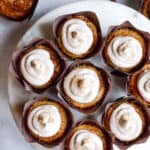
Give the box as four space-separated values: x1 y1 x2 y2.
8 0 150 150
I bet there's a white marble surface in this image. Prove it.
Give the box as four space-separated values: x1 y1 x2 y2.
0 0 146 150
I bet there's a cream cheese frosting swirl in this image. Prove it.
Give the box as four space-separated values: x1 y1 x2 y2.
27 105 61 137
107 36 143 68
21 49 54 86
70 130 103 150
110 103 143 141
63 68 100 103
62 18 94 55
137 70 150 102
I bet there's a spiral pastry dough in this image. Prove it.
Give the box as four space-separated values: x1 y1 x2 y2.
137 70 150 102
62 18 94 55
107 36 143 68
27 105 61 137
21 49 54 86
110 103 143 141
70 130 103 150
63 67 100 103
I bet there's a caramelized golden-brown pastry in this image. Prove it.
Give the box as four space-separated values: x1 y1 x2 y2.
140 0 150 19
23 99 72 146
0 0 38 20
57 61 110 113
11 39 65 93
53 11 102 59
102 21 149 74
65 121 112 150
103 97 149 148
128 62 150 107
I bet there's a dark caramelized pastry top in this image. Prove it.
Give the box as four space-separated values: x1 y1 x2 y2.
141 0 150 19
0 0 38 20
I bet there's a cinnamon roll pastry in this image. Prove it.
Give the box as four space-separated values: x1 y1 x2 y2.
57 61 110 113
22 98 72 146
53 11 102 59
11 39 65 93
102 21 150 74
0 0 38 21
65 121 112 150
140 0 150 19
128 62 150 107
103 97 149 148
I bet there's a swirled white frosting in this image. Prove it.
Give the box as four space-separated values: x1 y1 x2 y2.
63 67 100 103
70 130 103 150
27 105 61 137
62 18 94 55
107 36 143 68
110 103 143 141
21 49 54 86
137 70 150 102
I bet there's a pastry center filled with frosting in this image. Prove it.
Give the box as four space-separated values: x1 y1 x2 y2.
27 105 61 137
21 49 54 86
70 130 103 150
137 70 150 101
110 103 143 141
107 36 143 68
63 67 100 103
62 18 94 55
